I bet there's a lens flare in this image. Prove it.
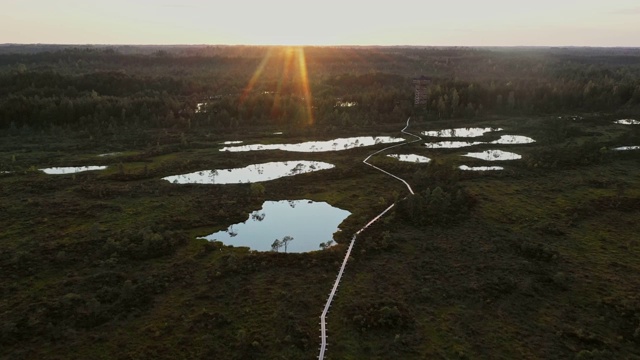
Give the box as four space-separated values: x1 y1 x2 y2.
271 47 295 118
296 47 314 126
243 46 314 127
240 48 273 103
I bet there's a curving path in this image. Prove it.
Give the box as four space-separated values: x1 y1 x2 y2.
318 117 422 359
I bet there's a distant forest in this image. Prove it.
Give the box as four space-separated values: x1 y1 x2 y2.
1 45 639 132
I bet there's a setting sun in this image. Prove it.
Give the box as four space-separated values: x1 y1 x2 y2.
241 47 314 125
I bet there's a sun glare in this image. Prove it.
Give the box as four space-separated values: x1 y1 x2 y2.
242 46 314 126
296 48 314 126
240 48 274 103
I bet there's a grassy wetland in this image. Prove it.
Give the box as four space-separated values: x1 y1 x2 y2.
1 45 640 359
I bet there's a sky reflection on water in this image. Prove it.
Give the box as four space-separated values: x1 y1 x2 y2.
612 146 640 151
204 200 350 252
614 119 640 125
163 161 334 184
424 141 484 149
41 166 107 174
490 135 535 144
220 136 405 152
422 127 502 138
462 150 522 161
387 154 431 163
459 165 504 171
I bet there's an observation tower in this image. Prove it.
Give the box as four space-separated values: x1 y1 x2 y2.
413 75 431 105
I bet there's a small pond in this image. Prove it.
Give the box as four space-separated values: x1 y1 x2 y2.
41 166 108 174
612 146 640 151
162 161 334 184
463 150 522 161
557 115 584 121
204 200 351 253
490 135 535 144
459 165 504 171
220 136 405 153
424 141 483 149
221 141 243 145
387 154 431 163
335 101 357 108
97 152 122 157
614 119 640 125
422 127 502 138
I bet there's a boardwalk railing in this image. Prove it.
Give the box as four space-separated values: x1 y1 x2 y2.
318 117 422 359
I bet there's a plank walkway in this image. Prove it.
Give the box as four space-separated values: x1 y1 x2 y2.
318 117 422 359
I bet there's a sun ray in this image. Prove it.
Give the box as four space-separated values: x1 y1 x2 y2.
296 47 314 126
240 46 314 127
271 47 295 119
240 48 274 104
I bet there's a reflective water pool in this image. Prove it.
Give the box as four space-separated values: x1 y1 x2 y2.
462 150 522 161
97 152 122 157
422 127 502 138
612 146 640 151
204 200 351 253
221 141 243 145
490 135 535 144
41 166 108 174
162 161 334 184
335 101 357 108
614 119 640 125
459 165 504 171
220 136 405 152
387 154 431 163
424 141 483 149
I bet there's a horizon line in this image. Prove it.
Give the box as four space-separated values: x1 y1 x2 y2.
2 43 640 49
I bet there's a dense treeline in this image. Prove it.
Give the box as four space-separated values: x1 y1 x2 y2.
0 45 639 132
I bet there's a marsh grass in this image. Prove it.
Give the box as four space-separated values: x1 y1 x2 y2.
2 115 640 358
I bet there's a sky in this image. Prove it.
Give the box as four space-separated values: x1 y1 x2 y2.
1 0 639 46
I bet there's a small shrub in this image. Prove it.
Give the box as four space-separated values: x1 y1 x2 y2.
396 186 475 226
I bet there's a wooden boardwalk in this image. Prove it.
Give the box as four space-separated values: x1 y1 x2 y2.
318 118 422 359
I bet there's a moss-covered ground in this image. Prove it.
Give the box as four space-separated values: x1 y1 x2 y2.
1 115 640 359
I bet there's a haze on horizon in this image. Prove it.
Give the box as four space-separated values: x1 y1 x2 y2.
2 0 639 47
